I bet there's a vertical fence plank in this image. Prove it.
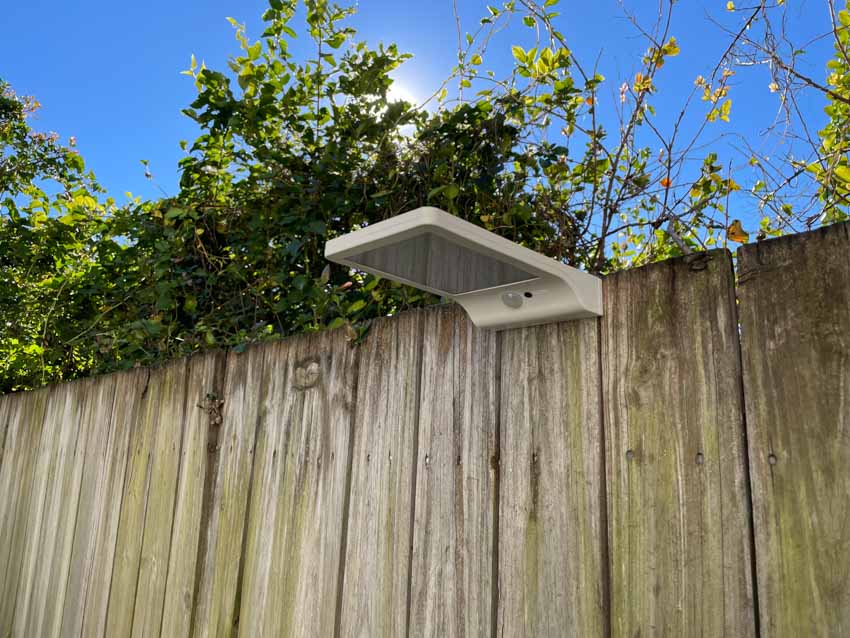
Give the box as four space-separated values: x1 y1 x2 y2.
737 222 850 635
497 318 606 637
0 392 11 470
191 345 265 637
15 380 90 636
80 368 148 637
0 387 48 632
237 328 358 637
105 367 165 636
407 305 498 638
57 374 119 637
161 352 226 638
130 359 190 637
8 385 55 635
39 378 103 636
603 250 755 636
339 310 425 637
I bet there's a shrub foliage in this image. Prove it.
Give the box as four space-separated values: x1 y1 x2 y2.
2 0 849 392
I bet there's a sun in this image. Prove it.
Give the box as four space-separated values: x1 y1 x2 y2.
387 79 419 107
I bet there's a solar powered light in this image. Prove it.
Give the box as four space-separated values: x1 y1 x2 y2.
324 207 603 330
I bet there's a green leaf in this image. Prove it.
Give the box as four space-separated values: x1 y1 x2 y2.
328 317 346 330
834 165 850 182
427 185 447 199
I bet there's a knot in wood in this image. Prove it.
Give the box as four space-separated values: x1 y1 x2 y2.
293 358 322 389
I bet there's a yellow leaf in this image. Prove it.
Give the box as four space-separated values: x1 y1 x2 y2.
633 72 652 92
727 219 749 243
768 81 780 93
726 1 735 10
720 98 732 122
661 36 680 57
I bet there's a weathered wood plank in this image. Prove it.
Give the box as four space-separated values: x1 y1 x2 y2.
237 327 358 637
0 392 26 611
12 384 69 634
737 221 850 636
498 317 606 637
408 305 498 638
78 368 149 637
0 392 12 471
190 344 266 637
603 250 755 636
0 387 49 632
105 367 165 636
54 375 119 637
131 358 191 637
15 380 90 636
160 351 226 638
339 310 425 637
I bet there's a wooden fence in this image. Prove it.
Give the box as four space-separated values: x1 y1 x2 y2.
0 220 848 637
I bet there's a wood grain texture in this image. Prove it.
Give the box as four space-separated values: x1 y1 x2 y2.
237 328 358 637
497 318 606 637
0 392 12 471
14 380 89 636
603 250 755 637
57 374 119 637
80 368 149 637
105 367 164 636
160 352 227 638
408 305 498 638
338 310 425 638
737 221 850 636
190 344 265 638
37 378 101 637
0 387 49 632
131 358 191 637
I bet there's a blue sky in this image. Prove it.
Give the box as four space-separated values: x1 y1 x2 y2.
1 0 835 224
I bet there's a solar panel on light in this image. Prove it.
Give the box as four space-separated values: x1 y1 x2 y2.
324 207 603 330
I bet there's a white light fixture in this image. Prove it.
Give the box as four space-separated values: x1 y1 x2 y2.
324 206 603 330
